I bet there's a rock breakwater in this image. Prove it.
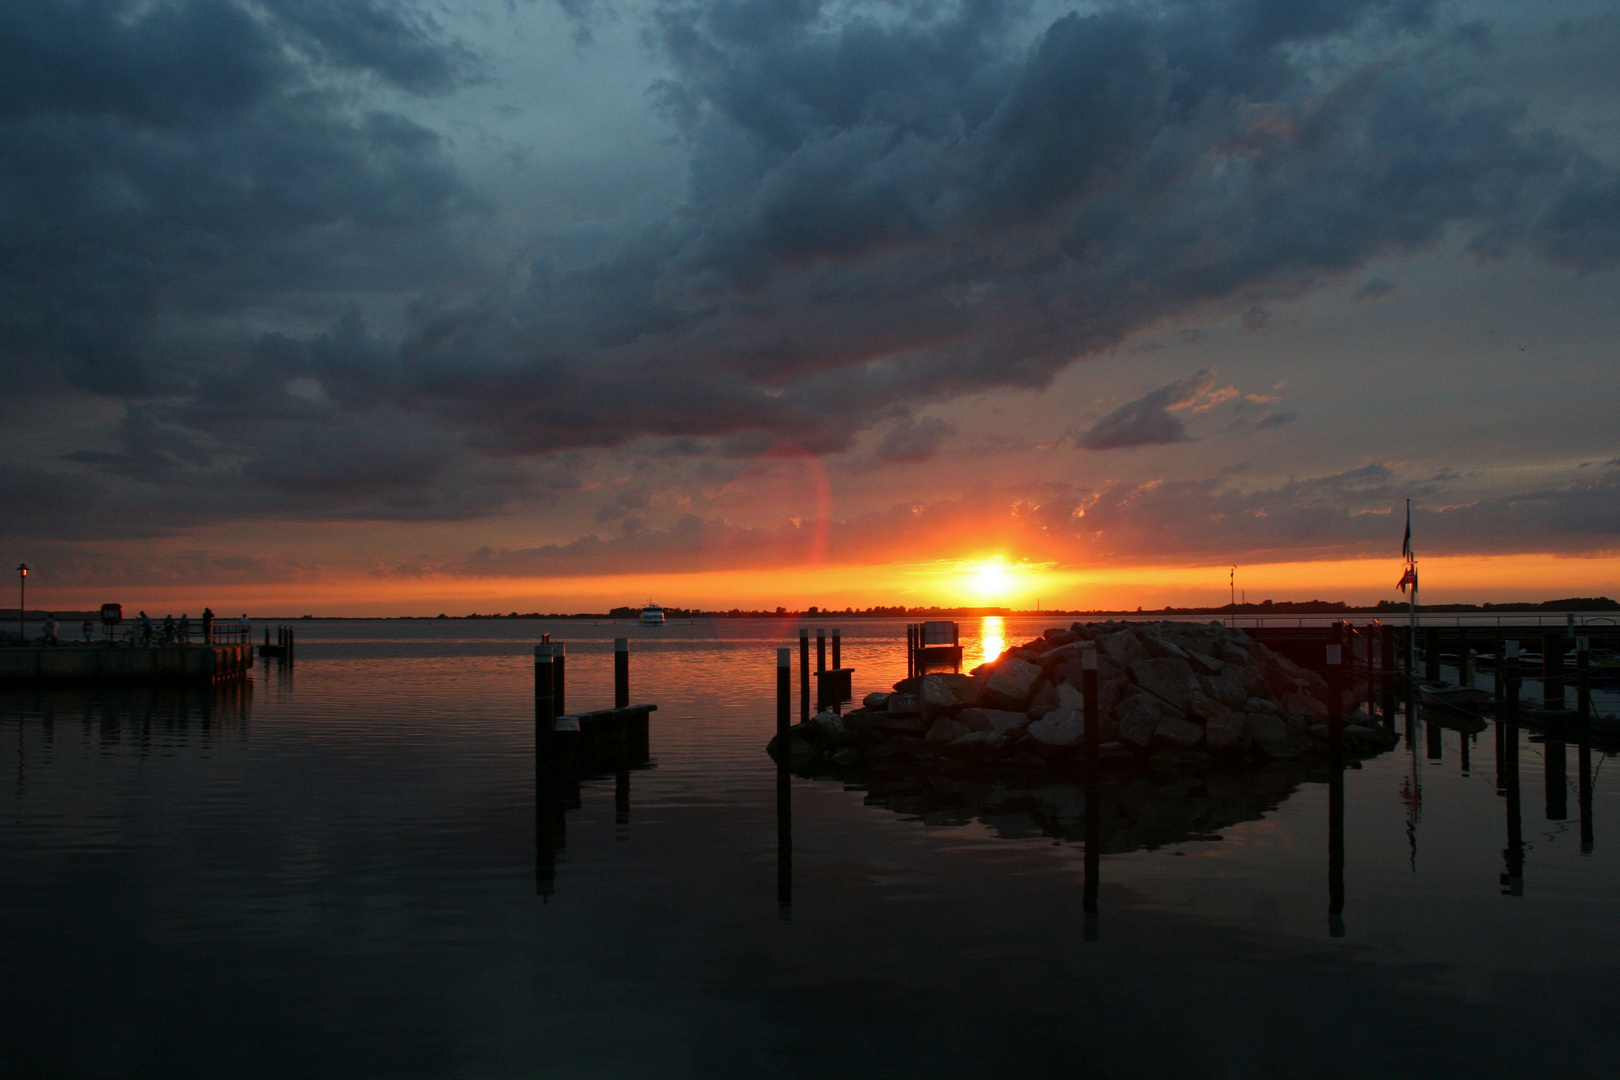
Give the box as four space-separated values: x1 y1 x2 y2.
767 620 1398 772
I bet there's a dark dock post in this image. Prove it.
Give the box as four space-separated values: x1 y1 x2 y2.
535 643 555 754
1579 741 1594 854
1493 632 1506 709
1082 643 1099 759
1426 710 1443 762
614 638 630 709
1457 627 1471 687
1328 747 1345 938
1577 636 1591 720
1327 624 1344 754
1424 627 1441 685
1504 642 1520 719
906 623 916 679
777 647 791 742
799 627 810 722
1502 716 1523 896
831 628 841 671
816 629 826 675
777 646 793 918
1545 737 1567 821
553 642 566 717
1543 632 1566 711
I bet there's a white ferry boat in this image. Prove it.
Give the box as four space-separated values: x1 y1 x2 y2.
639 603 666 626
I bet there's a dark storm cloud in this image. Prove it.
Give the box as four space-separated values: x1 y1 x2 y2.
1078 369 1215 449
873 415 955 465
6 0 1620 537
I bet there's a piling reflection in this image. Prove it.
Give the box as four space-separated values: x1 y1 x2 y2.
0 680 252 752
778 757 793 918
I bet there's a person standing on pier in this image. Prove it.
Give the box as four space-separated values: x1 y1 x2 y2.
82 619 93 643
178 614 191 644
42 614 58 646
162 614 175 644
139 611 152 646
202 608 213 644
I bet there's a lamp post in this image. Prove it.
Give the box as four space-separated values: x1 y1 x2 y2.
16 563 28 642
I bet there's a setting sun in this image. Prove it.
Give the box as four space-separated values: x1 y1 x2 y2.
971 559 1014 598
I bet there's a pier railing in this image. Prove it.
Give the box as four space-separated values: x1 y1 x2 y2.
209 619 251 645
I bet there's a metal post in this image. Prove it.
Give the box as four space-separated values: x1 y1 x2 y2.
614 638 629 709
831 628 841 671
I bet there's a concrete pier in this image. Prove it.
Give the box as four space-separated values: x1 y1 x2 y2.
0 644 253 682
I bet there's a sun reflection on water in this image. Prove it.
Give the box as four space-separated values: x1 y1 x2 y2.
977 615 1005 669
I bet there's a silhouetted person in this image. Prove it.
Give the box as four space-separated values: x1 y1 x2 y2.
82 619 93 643
42 614 58 646
162 614 175 644
202 608 214 644
178 614 191 644
139 611 152 646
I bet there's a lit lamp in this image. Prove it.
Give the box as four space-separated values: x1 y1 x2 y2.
16 563 27 643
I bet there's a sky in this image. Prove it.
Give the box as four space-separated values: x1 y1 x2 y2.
3 0 1619 615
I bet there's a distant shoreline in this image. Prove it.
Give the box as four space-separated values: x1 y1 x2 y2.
11 597 1610 622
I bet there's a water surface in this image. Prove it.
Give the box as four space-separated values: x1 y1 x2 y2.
3 618 1617 1078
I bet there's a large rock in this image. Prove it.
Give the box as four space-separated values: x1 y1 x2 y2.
943 730 1006 757
1155 715 1205 750
1246 712 1305 759
925 717 970 744
1025 680 1058 720
1115 693 1163 749
1185 690 1231 726
1200 670 1251 710
1129 657 1197 712
1140 633 1190 661
956 707 1030 735
918 673 980 718
1054 682 1085 712
1186 650 1225 677
1282 691 1328 721
1028 708 1086 749
809 709 851 742
981 657 1044 710
887 693 921 717
862 691 891 710
1204 714 1249 753
1100 630 1149 668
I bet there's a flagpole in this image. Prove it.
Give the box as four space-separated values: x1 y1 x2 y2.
1404 499 1416 679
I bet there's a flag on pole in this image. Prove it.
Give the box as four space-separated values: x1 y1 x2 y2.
1401 499 1411 559
1397 566 1415 593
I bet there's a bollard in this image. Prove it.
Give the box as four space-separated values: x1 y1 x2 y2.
777 648 791 741
614 638 629 709
553 641 566 717
799 628 810 722
816 629 826 673
831 628 841 671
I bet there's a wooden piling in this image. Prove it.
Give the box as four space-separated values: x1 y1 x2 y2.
553 641 566 717
799 627 810 722
1082 642 1099 759
906 624 916 680
816 629 826 673
831 628 841 671
1543 632 1565 710
614 638 629 709
535 644 555 754
1577 636 1591 719
1493 632 1505 709
1457 627 1471 687
1579 741 1594 854
1504 642 1520 718
777 647 791 742
1327 624 1344 755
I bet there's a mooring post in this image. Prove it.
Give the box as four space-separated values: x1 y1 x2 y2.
1457 627 1471 687
1082 642 1099 758
777 647 791 742
553 641 566 717
614 638 629 709
1543 631 1565 711
816 629 826 674
906 624 916 680
799 627 810 722
1493 633 1505 708
1327 624 1344 756
1504 641 1520 718
535 644 555 754
831 628 841 671
1577 636 1591 720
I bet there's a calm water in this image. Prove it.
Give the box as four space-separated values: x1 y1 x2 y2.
3 617 1618 1078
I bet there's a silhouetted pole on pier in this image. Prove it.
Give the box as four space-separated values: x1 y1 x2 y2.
1424 627 1441 685
1543 631 1566 711
799 627 810 722
1504 642 1521 719
614 638 630 709
816 629 826 675
535 642 559 899
553 641 566 717
831 628 841 671
776 646 793 917
535 643 555 755
1380 623 1396 725
1492 632 1505 711
1327 625 1346 937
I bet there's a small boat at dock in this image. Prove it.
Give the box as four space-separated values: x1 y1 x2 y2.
1418 683 1492 710
639 603 666 626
